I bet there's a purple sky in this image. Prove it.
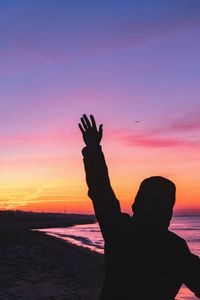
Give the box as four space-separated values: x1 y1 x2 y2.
0 0 200 212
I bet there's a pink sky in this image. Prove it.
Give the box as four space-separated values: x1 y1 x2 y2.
0 0 200 213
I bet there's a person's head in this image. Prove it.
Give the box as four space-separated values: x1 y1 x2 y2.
132 176 176 229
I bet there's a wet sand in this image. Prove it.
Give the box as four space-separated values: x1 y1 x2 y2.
0 229 104 300
0 211 196 300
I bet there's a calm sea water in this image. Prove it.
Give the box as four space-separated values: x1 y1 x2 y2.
38 215 200 300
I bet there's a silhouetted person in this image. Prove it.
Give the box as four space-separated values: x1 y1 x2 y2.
78 114 200 300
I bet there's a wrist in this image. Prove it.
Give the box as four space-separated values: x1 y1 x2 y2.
82 144 102 156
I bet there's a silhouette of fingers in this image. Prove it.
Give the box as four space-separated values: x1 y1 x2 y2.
81 117 88 130
83 114 91 128
78 123 85 134
99 124 103 136
90 115 97 130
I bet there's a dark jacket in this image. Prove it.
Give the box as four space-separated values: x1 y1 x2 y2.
82 145 200 300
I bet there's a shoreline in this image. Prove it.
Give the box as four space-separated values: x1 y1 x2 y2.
1 212 198 299
36 217 199 300
0 216 104 300
34 229 104 261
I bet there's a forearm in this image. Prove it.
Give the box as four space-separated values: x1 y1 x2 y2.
82 145 111 192
82 145 121 239
82 145 120 211
79 114 121 239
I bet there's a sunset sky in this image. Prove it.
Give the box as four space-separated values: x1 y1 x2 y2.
1 0 200 214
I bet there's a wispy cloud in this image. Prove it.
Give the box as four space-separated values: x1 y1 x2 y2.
112 130 198 148
0 128 78 147
121 134 192 148
0 180 81 210
109 111 200 148
169 111 200 132
1 111 200 150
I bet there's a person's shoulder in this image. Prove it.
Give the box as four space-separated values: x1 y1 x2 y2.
120 212 132 225
121 212 131 220
167 230 187 244
167 230 189 252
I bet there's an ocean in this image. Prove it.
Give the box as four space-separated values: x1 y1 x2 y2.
38 215 200 300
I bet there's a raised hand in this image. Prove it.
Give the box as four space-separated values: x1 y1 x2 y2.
78 114 103 147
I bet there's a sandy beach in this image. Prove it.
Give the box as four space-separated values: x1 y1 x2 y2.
0 212 198 300
0 213 104 300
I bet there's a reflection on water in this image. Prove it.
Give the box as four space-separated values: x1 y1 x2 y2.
176 285 196 300
39 223 104 254
170 215 200 257
37 215 200 300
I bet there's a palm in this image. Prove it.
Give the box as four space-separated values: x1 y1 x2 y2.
78 114 103 147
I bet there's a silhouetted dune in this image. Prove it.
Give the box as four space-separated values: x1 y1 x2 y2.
0 210 96 231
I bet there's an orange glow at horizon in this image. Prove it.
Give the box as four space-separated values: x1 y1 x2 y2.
1 135 200 214
1 1 200 216
0 151 200 214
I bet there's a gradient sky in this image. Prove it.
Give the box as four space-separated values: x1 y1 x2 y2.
1 0 200 214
